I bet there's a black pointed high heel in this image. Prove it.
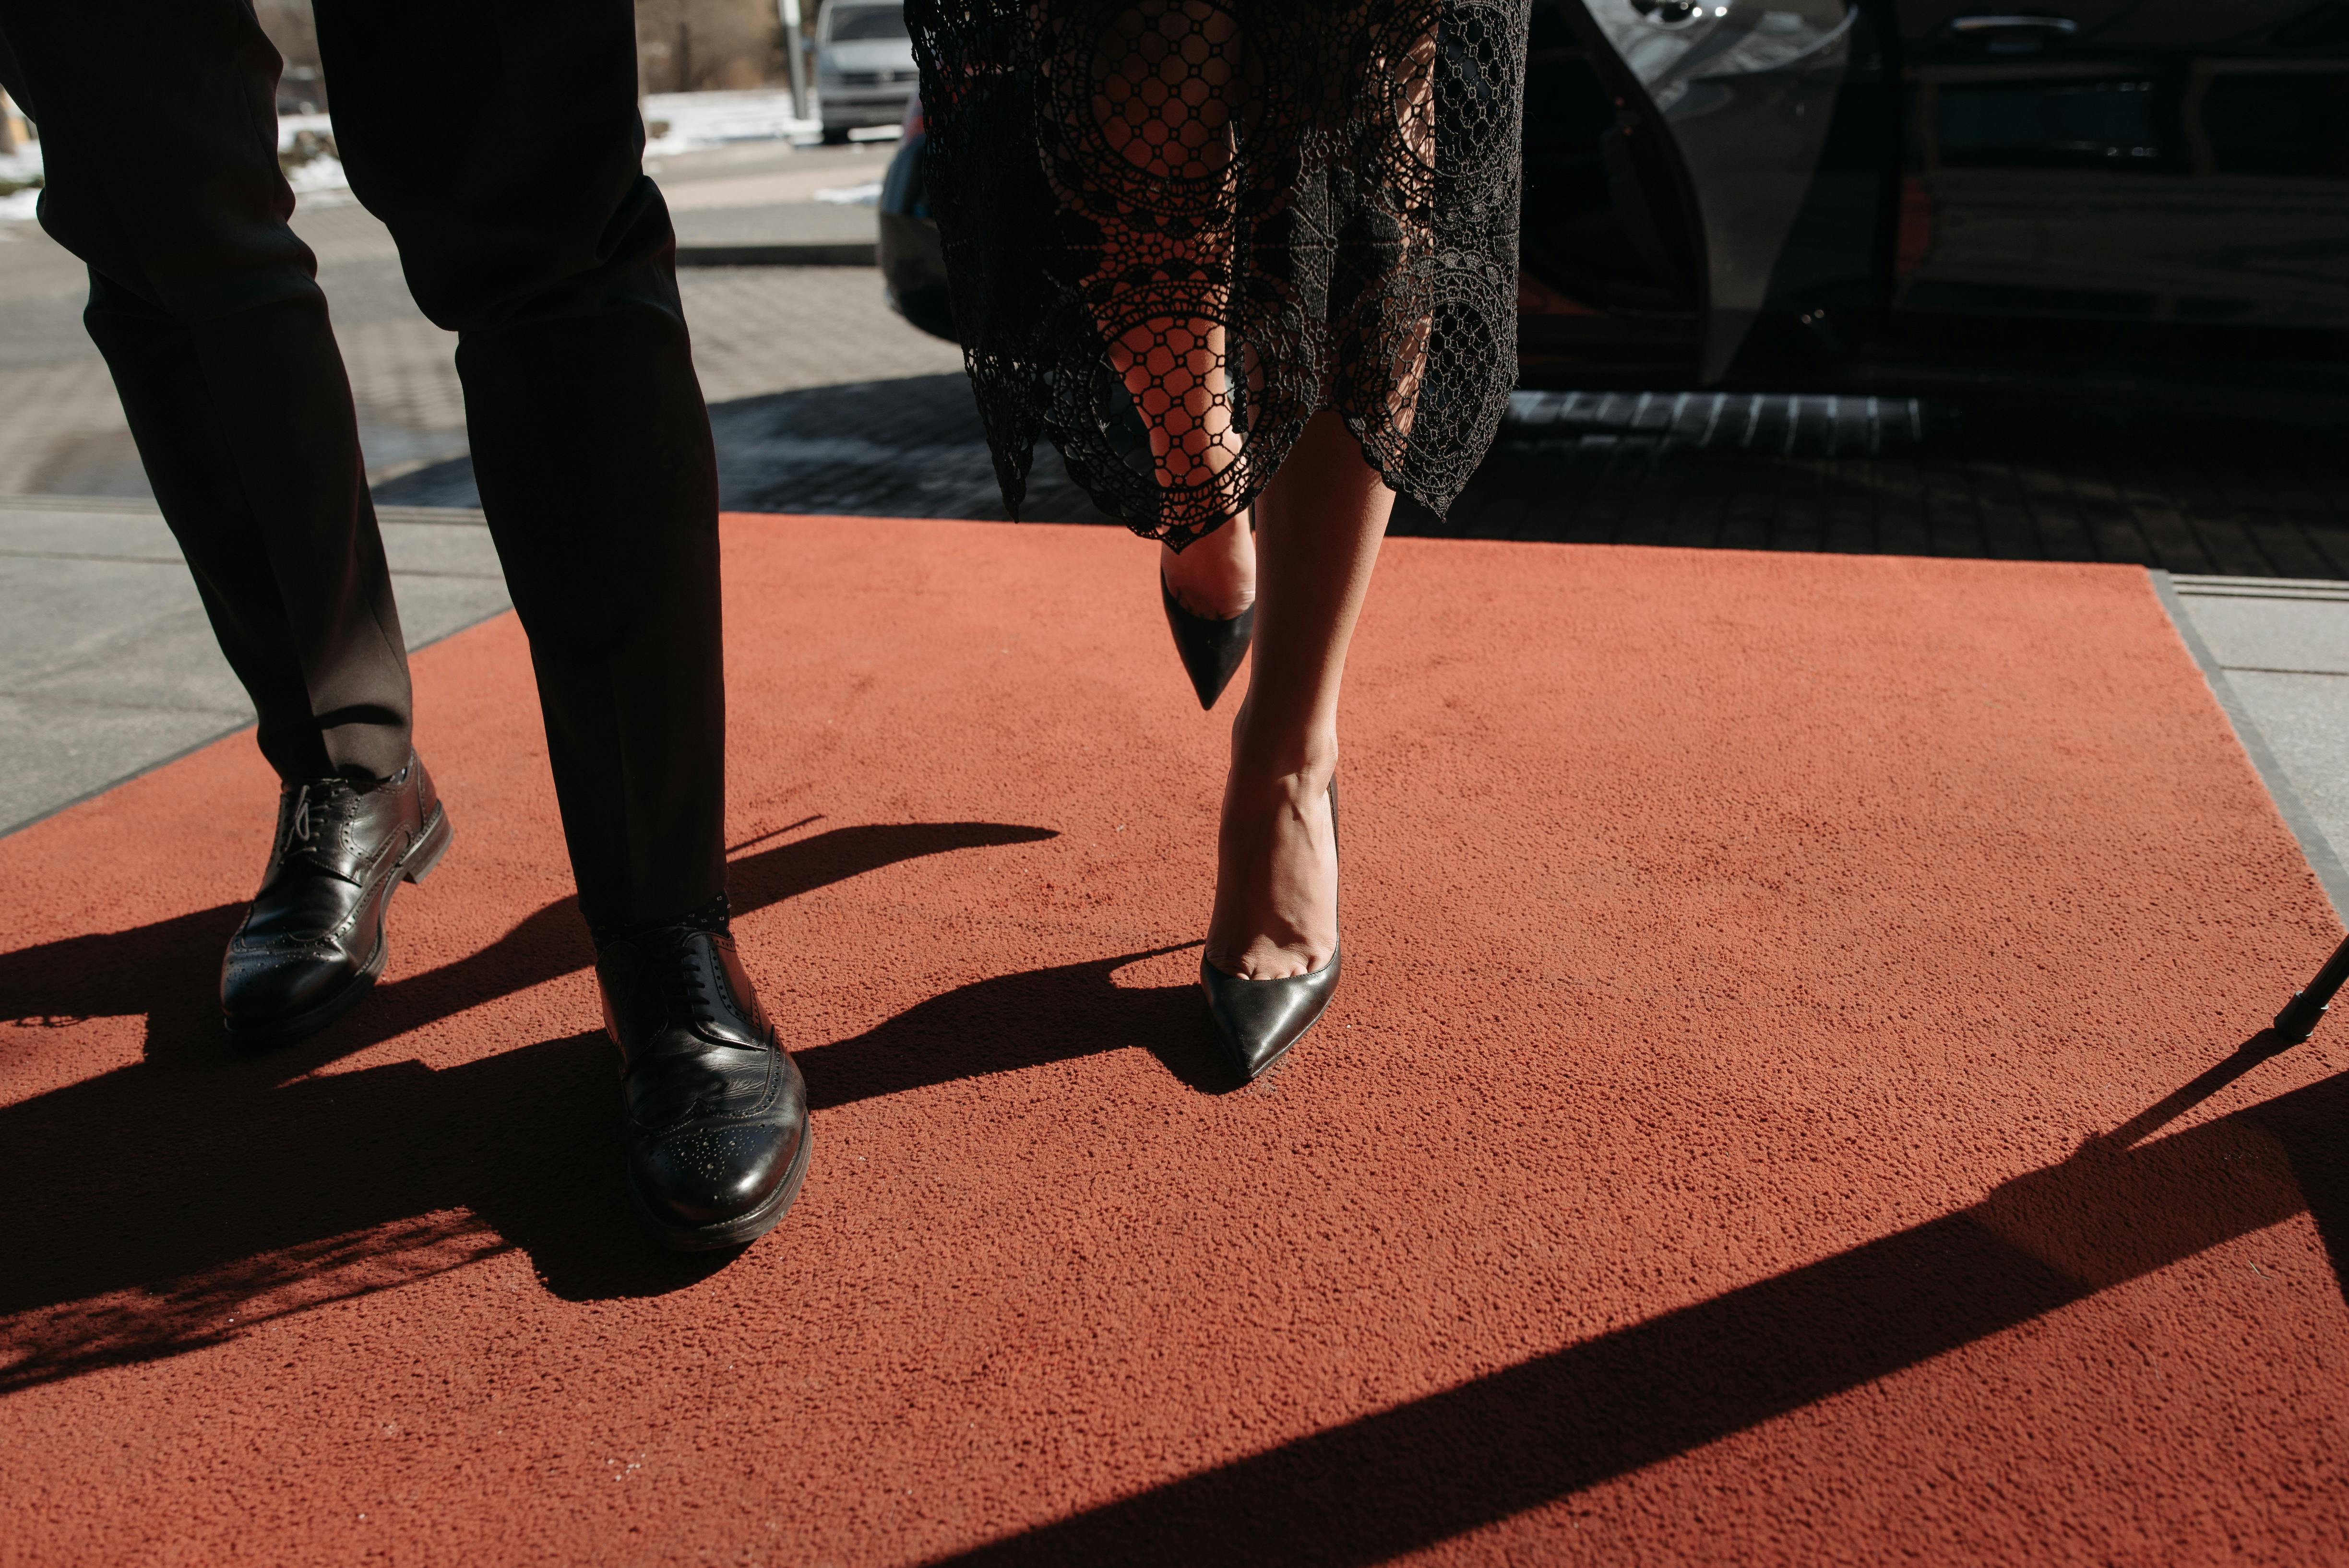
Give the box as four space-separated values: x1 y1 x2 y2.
1161 574 1254 710
1200 779 1340 1081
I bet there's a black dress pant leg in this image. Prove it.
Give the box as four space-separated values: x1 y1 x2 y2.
314 0 728 932
0 1 413 784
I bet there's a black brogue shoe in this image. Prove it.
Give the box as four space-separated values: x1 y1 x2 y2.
594 910 811 1251
220 753 453 1046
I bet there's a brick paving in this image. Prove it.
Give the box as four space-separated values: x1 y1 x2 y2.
1409 397 2349 581
0 205 963 502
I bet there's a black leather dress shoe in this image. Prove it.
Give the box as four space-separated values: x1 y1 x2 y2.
1200 780 1341 1081
1163 573 1254 710
220 754 452 1046
595 913 811 1251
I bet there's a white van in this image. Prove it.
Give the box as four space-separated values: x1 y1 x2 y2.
815 0 916 144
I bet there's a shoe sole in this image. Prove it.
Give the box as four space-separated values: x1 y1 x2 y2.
221 804 453 1049
631 1119 814 1253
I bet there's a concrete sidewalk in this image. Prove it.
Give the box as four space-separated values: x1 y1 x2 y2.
0 497 506 836
659 140 892 263
2165 572 2349 909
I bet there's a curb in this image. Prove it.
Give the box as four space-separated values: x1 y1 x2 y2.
2151 567 2349 920
677 241 876 267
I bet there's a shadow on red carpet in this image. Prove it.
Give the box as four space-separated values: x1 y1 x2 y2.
928 1047 2349 1566
0 822 1095 1392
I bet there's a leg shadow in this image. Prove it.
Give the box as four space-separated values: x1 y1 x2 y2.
0 820 1059 1072
0 901 245 1066
797 943 1225 1109
923 1048 2349 1568
0 820 1064 1385
0 940 1227 1385
0 929 1212 1380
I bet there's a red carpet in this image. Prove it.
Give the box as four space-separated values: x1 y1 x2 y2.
3 516 2346 1564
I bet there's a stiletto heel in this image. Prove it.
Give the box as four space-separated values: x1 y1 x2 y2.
1162 573 1254 710
1200 779 1341 1081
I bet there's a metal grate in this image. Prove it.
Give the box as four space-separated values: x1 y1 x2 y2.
2170 574 2349 603
1502 391 1946 459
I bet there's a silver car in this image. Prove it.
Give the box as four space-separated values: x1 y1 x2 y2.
815 0 917 144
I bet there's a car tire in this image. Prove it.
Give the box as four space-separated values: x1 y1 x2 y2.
821 125 851 145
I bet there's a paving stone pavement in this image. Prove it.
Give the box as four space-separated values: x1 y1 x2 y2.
1429 395 2349 581
0 185 960 500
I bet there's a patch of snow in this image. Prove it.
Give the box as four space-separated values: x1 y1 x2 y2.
277 113 334 153
0 138 41 220
641 90 818 155
814 181 882 206
286 153 356 209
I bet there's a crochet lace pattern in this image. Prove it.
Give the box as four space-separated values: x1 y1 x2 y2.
911 0 1530 548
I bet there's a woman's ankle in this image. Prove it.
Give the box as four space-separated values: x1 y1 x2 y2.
1226 712 1338 800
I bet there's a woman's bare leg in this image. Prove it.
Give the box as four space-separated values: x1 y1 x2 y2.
1205 409 1394 978
1069 1 1259 623
1077 3 1408 975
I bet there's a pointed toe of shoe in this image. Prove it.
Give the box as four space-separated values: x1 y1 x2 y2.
1200 947 1342 1081
1162 579 1254 709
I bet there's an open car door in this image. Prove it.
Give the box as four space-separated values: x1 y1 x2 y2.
1516 0 1709 384
1538 0 1892 383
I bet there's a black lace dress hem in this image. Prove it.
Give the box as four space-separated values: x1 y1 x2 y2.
911 0 1531 550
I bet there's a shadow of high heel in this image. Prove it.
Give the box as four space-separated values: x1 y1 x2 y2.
796 942 1231 1104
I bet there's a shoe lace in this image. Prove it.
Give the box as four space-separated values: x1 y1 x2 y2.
660 935 718 1025
274 779 358 880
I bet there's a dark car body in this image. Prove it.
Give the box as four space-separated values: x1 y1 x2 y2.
877 100 954 340
883 1 2349 411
